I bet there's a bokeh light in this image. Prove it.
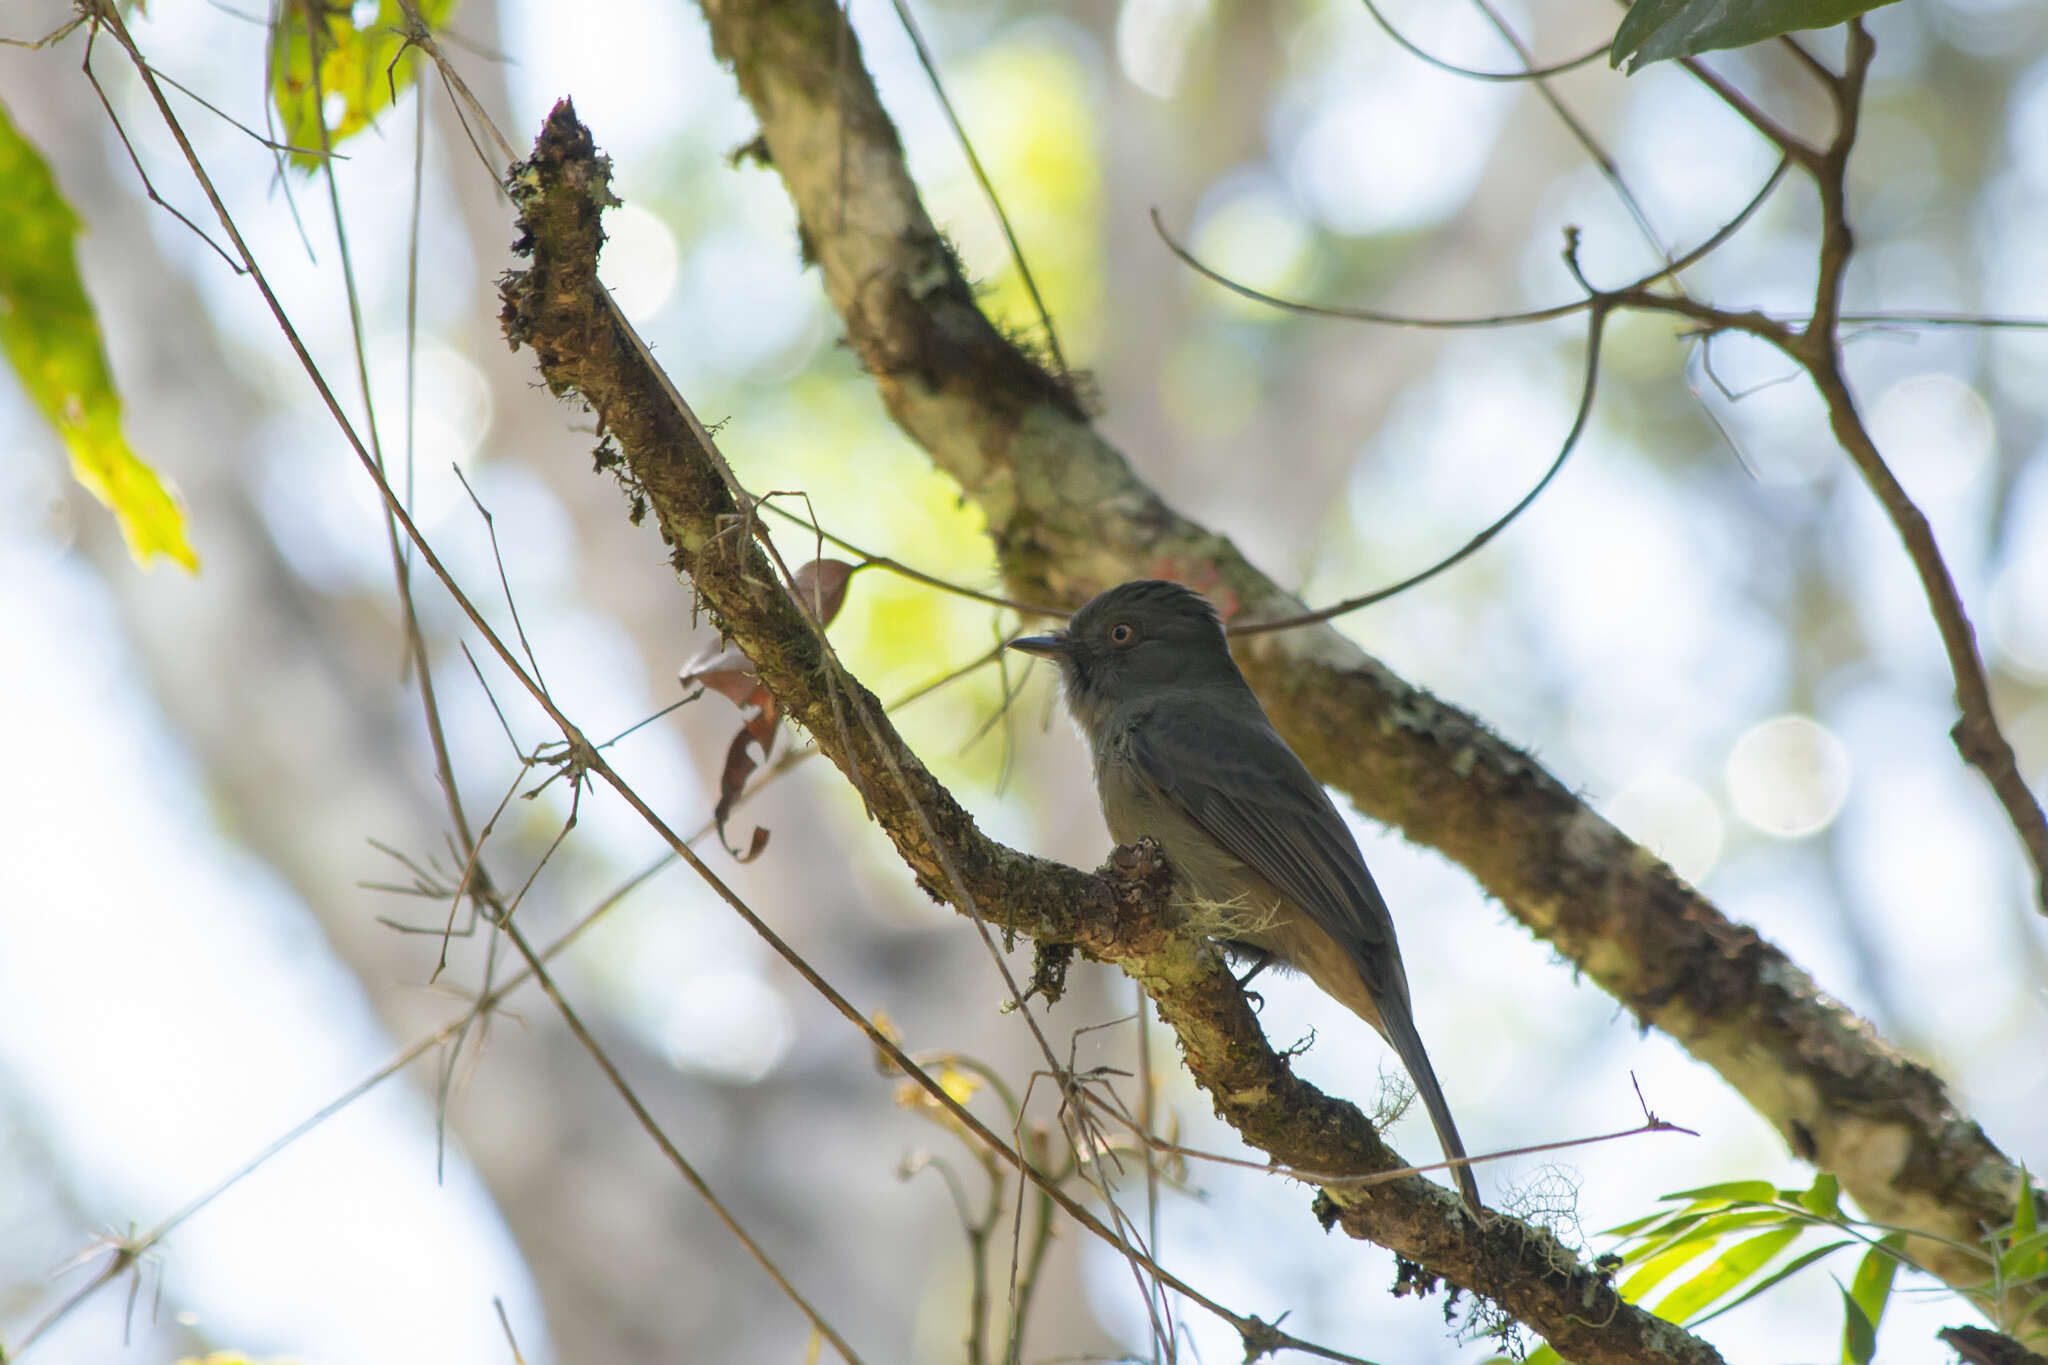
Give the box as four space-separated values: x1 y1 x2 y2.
1726 715 1855 838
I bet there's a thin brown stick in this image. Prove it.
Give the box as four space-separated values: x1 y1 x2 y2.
2 851 665 1360
756 498 1066 617
1230 293 1608 635
1151 152 1788 331
885 0 1069 384
1357 0 1606 82
1790 22 2048 907
1470 0 1672 265
492 906 869 1363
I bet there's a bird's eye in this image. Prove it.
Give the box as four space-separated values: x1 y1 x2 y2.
1109 622 1135 645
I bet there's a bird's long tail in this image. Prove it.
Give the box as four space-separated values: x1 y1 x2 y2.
1380 999 1482 1217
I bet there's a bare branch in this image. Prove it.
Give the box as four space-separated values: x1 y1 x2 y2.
884 0 1069 385
1150 153 1789 332
498 101 1735 1365
1358 0 1606 82
1790 22 2048 907
691 0 2043 1328
1230 292 1607 636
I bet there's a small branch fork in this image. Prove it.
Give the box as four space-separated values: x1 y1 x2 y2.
498 100 1731 1365
1174 19 2048 910
1640 27 2047 910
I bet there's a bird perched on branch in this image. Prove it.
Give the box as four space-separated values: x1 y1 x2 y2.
1012 579 1481 1216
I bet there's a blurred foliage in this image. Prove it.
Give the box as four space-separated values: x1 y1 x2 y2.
1518 1168 2048 1363
1611 0 1902 72
268 0 460 170
945 34 1104 365
0 99 195 571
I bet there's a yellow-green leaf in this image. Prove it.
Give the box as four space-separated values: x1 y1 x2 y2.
1798 1172 1841 1219
1839 1281 1877 1365
1847 1235 1905 1338
2001 1228 2048 1282
1655 1226 1801 1324
0 101 196 570
1689 1238 1854 1328
1626 1208 1788 1265
270 0 461 171
1658 1179 1778 1205
1619 1231 1722 1303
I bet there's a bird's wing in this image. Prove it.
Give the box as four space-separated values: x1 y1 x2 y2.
1120 699 1482 1216
1118 700 1401 994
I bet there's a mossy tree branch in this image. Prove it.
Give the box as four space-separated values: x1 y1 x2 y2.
499 100 1731 1365
693 0 2040 1327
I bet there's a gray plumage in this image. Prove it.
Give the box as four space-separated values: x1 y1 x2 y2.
1013 579 1481 1216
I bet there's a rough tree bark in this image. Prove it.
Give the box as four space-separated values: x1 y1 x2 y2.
500 100 1741 1365
692 0 2041 1331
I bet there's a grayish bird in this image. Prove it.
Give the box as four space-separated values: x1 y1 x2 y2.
1012 579 1482 1216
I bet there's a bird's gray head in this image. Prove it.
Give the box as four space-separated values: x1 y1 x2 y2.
1010 580 1244 737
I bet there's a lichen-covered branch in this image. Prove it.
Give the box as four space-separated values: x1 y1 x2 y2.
499 101 1730 1365
693 0 2040 1324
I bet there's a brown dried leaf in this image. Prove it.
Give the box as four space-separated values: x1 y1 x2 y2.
679 643 778 746
682 558 858 862
714 729 770 863
790 557 857 627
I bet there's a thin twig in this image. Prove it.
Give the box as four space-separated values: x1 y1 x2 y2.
1783 21 2048 907
491 906 870 1362
757 498 1067 618
1357 0 1606 82
2 853 662 1360
887 0 1069 383
1151 152 1788 331
1231 287 1610 635
1470 0 1673 267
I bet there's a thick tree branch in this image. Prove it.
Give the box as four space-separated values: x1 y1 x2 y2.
693 0 2043 1327
499 101 1731 1365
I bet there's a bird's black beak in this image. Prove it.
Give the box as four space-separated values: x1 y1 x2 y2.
1009 633 1069 659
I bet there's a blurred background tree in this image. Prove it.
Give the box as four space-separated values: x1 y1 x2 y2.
1 0 2044 1362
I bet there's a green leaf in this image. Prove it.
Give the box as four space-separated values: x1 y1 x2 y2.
2015 1166 2039 1241
1798 1172 1842 1219
1656 1226 1802 1324
270 0 461 171
2001 1229 2048 1283
1689 1239 1853 1327
1606 1209 1709 1248
0 100 196 571
1839 1280 1877 1364
1620 1233 1723 1303
1604 1208 1682 1238
1847 1234 1904 1336
1523 1345 1562 1365
1610 0 1903 73
1642 1209 1793 1252
1658 1179 1779 1205
1617 1212 1791 1300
